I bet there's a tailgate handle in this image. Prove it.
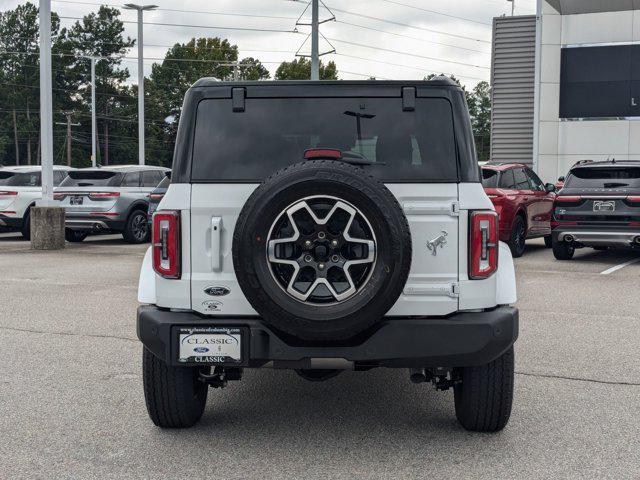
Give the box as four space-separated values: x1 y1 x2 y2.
211 216 222 271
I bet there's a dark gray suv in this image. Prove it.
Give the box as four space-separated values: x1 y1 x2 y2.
54 165 169 243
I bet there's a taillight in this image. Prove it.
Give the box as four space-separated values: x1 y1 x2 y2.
626 196 640 203
149 193 165 201
555 195 582 203
469 211 499 280
53 193 65 200
89 192 120 200
303 148 342 160
0 191 18 196
152 211 181 279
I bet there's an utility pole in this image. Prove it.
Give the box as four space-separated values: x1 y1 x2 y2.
55 112 80 166
34 0 65 250
38 0 53 205
124 4 158 166
90 56 97 168
311 0 319 81
294 0 335 80
508 0 515 16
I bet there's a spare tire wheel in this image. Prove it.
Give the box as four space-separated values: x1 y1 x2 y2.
232 160 412 342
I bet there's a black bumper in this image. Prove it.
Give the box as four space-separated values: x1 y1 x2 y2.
0 215 23 229
65 215 124 232
137 305 519 369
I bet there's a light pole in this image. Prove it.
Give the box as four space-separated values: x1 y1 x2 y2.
507 0 515 16
311 0 319 81
38 0 54 205
90 56 97 167
124 4 157 166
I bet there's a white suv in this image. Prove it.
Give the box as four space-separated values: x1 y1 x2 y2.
0 165 72 239
137 79 519 432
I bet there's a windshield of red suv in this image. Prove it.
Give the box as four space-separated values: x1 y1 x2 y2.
191 97 458 183
565 166 640 188
481 169 499 188
0 171 40 186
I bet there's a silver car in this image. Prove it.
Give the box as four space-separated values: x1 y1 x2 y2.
54 165 169 243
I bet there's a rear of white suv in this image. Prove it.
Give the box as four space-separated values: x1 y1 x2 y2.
0 166 71 239
137 80 518 432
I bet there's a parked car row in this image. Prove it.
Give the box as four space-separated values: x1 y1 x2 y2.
0 164 170 243
481 159 640 260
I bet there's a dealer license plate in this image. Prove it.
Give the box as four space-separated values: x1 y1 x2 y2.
177 327 242 364
593 200 615 212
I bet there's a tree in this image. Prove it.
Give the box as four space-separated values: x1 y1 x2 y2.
275 58 338 80
238 57 270 81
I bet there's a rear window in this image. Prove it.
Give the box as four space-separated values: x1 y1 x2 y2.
481 169 498 188
0 171 40 186
157 175 170 189
191 97 458 182
60 170 122 187
565 167 640 188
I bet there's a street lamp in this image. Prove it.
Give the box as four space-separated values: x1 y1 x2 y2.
507 0 515 16
123 4 158 166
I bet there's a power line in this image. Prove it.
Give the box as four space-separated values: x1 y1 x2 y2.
379 0 492 26
333 53 487 82
324 5 491 44
325 37 490 70
335 20 489 55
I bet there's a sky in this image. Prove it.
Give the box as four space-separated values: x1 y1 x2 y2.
0 0 537 89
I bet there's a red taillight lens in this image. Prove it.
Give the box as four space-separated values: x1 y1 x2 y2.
0 191 18 196
89 192 120 200
53 193 65 200
149 193 165 201
555 195 582 203
626 196 640 203
152 211 181 279
303 148 342 160
469 211 499 280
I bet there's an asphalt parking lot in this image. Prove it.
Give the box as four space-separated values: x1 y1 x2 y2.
1 232 639 479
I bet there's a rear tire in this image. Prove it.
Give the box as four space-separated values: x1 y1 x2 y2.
20 210 31 240
122 210 149 244
552 237 575 260
507 216 526 258
544 235 553 248
454 347 514 432
65 230 88 243
142 348 208 428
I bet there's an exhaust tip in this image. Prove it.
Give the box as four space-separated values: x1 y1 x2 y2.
634 236 640 245
410 368 427 384
564 234 574 243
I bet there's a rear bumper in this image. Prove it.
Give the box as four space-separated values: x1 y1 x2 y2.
65 214 124 232
553 227 640 247
137 305 519 369
0 214 23 228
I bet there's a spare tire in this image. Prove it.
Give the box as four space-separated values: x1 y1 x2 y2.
232 160 412 342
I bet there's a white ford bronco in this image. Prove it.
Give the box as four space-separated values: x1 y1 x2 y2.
137 79 518 432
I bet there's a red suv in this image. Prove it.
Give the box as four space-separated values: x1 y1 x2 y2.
481 163 557 257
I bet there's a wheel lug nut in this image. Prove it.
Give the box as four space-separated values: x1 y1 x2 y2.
318 263 325 270
331 255 339 262
331 240 338 248
304 254 313 262
304 240 312 248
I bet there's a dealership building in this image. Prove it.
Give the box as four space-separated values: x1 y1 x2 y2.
491 0 640 182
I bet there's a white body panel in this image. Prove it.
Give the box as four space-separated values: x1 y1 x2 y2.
142 182 514 314
0 166 71 225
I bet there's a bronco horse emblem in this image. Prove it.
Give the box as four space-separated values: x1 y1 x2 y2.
427 231 448 256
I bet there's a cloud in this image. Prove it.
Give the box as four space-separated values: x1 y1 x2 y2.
1 0 536 87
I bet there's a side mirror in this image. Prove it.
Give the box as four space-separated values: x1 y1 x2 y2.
558 176 565 182
545 183 556 193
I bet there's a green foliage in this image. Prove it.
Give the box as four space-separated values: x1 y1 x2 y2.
275 58 338 80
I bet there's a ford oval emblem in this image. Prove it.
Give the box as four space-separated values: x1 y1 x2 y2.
194 347 209 353
204 286 230 297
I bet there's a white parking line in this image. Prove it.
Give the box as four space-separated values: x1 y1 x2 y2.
600 258 640 275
